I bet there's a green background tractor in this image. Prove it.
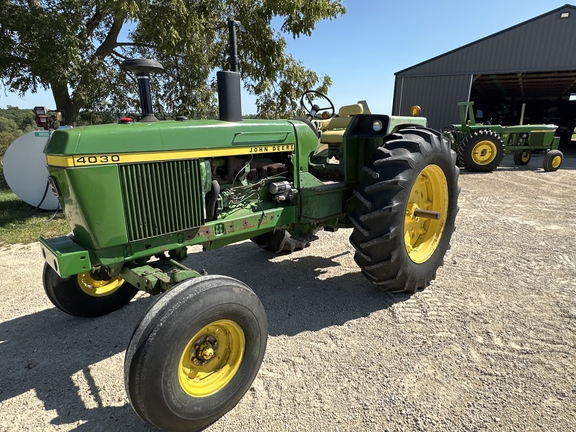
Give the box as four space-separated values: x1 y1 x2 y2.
38 21 459 432
445 101 563 172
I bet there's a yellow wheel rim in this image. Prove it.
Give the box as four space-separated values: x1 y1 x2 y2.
77 272 125 297
404 164 449 263
471 140 497 165
552 155 562 169
521 151 530 163
179 319 245 397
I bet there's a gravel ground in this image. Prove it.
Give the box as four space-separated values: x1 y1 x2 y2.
1 148 576 432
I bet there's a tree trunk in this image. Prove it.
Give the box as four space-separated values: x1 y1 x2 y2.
51 81 81 126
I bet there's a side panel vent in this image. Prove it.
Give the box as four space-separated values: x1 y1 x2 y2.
120 159 205 241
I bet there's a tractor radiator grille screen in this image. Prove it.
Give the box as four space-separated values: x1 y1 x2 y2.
119 160 205 241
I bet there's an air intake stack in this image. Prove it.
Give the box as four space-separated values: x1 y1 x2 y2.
120 59 164 122
217 20 244 122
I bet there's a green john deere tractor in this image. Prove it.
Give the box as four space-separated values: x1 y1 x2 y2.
445 101 563 172
39 21 459 432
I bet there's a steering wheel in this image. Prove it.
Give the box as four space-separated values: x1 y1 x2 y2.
300 90 335 120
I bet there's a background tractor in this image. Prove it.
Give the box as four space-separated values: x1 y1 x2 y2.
445 101 563 172
38 21 459 432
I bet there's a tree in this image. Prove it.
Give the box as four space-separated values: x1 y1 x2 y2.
0 1 345 125
0 106 37 157
0 105 36 131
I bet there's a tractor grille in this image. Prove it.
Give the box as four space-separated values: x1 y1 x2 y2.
119 159 205 241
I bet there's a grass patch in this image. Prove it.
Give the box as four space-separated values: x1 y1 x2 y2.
0 187 69 246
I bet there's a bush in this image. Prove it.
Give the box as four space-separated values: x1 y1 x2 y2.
0 108 31 158
0 130 22 158
0 162 8 191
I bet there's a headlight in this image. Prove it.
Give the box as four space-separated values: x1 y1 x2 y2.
373 120 383 132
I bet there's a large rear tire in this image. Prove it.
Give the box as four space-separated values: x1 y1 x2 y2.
125 275 267 432
457 130 505 172
349 127 459 293
42 263 138 317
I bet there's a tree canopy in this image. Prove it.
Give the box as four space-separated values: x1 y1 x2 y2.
0 0 345 125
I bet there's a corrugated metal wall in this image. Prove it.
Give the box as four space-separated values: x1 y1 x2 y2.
393 75 472 130
393 5 576 130
400 5 576 76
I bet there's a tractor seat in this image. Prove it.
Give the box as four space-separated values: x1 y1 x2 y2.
319 102 370 145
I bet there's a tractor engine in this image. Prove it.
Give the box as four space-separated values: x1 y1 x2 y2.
42 116 316 276
42 52 319 279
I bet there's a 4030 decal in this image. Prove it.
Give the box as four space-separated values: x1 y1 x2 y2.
75 155 121 165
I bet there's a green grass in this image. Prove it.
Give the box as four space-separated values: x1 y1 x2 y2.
0 187 69 246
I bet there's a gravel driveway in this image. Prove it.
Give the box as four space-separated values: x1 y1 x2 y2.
1 148 575 432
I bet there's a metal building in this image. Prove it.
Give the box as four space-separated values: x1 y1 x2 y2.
393 4 576 141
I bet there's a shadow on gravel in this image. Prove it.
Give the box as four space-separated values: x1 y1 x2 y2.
0 296 157 430
183 241 408 337
0 239 409 430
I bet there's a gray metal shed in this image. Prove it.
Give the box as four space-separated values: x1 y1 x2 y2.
393 4 576 139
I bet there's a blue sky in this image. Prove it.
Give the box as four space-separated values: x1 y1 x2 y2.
0 1 563 115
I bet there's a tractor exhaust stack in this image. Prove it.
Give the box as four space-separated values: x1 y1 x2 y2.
217 20 244 122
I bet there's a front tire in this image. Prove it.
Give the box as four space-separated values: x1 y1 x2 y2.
513 150 531 166
543 150 563 172
42 263 138 317
125 275 268 432
457 130 505 172
349 127 459 293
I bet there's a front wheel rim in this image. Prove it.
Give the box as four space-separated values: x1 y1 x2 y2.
471 140 497 165
404 164 449 263
179 319 245 397
521 151 530 163
551 155 562 168
77 272 125 297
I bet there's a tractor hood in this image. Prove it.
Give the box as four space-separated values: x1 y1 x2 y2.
45 119 299 165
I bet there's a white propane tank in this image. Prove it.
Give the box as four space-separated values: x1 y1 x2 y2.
3 130 60 210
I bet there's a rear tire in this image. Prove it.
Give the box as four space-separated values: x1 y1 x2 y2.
457 130 505 172
543 150 563 172
42 263 138 317
125 275 267 432
349 127 459 293
513 150 531 166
